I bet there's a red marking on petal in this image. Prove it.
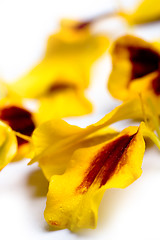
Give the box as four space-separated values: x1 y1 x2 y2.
76 134 135 193
49 221 59 226
0 106 35 146
152 73 160 95
46 83 76 95
127 46 160 80
73 21 91 30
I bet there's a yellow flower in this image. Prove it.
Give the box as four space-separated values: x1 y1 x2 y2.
44 123 156 231
10 19 109 99
0 121 17 170
30 96 160 181
124 0 160 24
108 35 160 101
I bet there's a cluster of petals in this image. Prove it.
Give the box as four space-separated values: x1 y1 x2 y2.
0 0 160 232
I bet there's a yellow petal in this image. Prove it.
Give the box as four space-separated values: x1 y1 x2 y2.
129 71 160 109
0 80 10 100
30 117 118 180
152 40 160 53
57 18 91 43
35 88 92 124
11 19 109 99
0 98 37 162
44 125 145 231
140 122 160 149
0 79 21 101
108 35 160 100
0 104 36 147
11 59 90 99
0 121 17 170
126 0 160 24
30 95 156 180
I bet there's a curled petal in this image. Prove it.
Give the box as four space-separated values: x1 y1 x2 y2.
30 118 117 180
44 125 145 231
30 95 159 180
108 35 160 100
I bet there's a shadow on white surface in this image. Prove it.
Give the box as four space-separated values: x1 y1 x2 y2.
27 168 49 197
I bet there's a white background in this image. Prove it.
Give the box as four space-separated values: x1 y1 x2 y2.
0 0 160 239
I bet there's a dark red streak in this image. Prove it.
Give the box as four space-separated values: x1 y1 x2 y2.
73 21 91 30
152 73 160 95
0 106 35 146
46 83 76 95
76 134 135 193
127 46 160 80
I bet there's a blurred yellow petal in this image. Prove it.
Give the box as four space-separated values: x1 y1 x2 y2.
11 19 109 99
152 40 160 53
129 71 160 105
11 59 89 99
0 121 17 170
108 35 160 101
35 88 92 124
0 80 10 100
44 124 145 231
0 79 21 101
107 35 160 135
126 0 160 24
57 18 90 43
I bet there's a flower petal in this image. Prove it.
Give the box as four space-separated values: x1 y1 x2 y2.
11 59 90 99
126 0 160 24
108 35 160 100
35 88 92 124
30 96 157 180
11 19 109 99
0 121 17 170
44 125 145 231
0 104 35 147
30 118 117 180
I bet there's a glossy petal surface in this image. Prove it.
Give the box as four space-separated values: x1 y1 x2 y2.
44 125 145 231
